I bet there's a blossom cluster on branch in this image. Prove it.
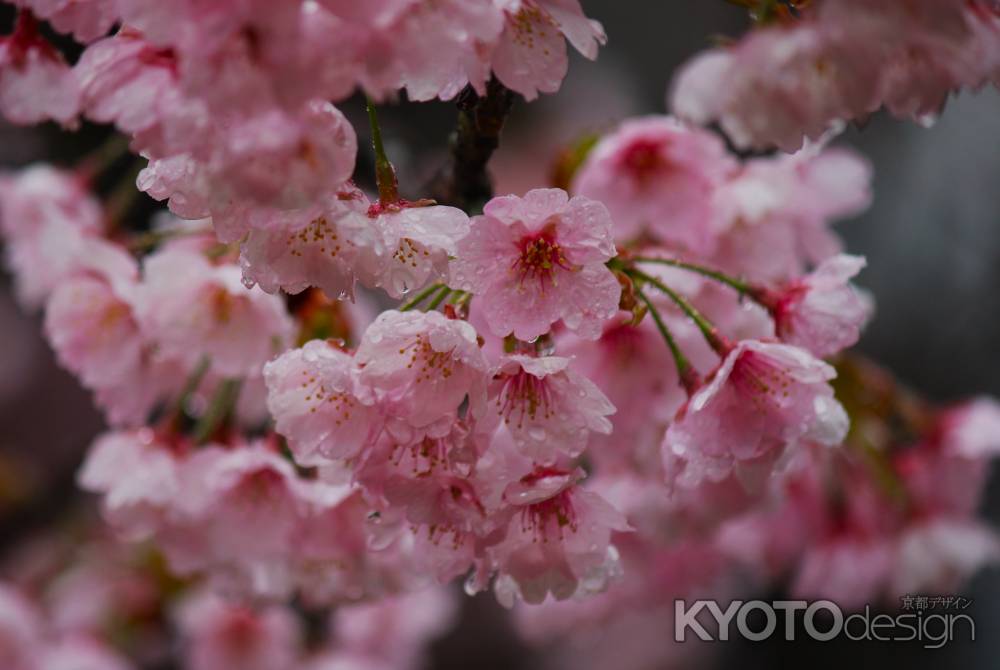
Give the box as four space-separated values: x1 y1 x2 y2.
672 0 1000 151
1 1 999 668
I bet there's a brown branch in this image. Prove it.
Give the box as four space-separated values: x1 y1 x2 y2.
428 77 515 213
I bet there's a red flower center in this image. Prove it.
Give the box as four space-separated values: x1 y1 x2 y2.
511 230 573 293
497 369 554 428
522 491 578 542
620 139 670 185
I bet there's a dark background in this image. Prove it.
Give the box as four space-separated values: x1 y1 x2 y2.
1 2 998 668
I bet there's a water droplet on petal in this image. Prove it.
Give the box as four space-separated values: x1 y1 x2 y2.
463 574 479 597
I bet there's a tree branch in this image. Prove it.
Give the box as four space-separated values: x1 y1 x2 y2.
429 77 515 213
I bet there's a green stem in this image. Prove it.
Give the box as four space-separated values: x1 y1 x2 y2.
365 97 399 205
192 379 242 445
105 158 146 232
635 289 700 394
752 0 780 22
631 256 757 296
627 267 731 355
449 290 472 307
77 133 131 183
174 356 211 418
399 283 445 312
425 285 453 311
128 225 213 252
851 437 908 507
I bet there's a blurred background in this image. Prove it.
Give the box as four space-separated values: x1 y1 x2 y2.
1 2 998 668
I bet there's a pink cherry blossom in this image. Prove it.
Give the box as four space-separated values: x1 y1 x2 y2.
264 339 379 467
41 252 174 426
353 417 503 585
709 145 873 282
74 32 195 151
765 254 871 358
492 0 606 100
491 354 614 464
360 418 487 505
513 598 709 670
821 0 988 121
133 245 295 378
332 587 457 670
663 340 848 492
77 429 186 541
355 310 491 439
660 448 776 530
0 164 113 308
133 154 210 220
557 314 690 472
0 584 43 670
785 459 990 609
353 0 505 102
715 447 829 578
890 519 1000 597
451 188 620 341
6 228 136 312
573 116 736 251
895 400 1000 519
41 541 161 639
161 444 310 596
114 1 307 113
311 0 604 103
238 189 376 300
732 390 1000 609
360 424 505 585
41 247 140 386
0 12 79 125
136 100 357 219
0 583 135 670
489 467 630 606
0 164 101 239
356 202 471 300
793 538 895 610
11 0 118 43
77 30 357 215
288 483 411 605
208 101 358 211
670 1 1000 151
508 476 729 668
39 637 135 670
671 22 874 153
122 0 348 103
176 591 301 670
4 0 1000 653
938 396 1000 459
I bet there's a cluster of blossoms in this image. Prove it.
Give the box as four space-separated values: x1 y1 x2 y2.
511 387 1000 670
0 523 455 670
671 0 1000 151
1 1 1000 668
1 0 607 303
